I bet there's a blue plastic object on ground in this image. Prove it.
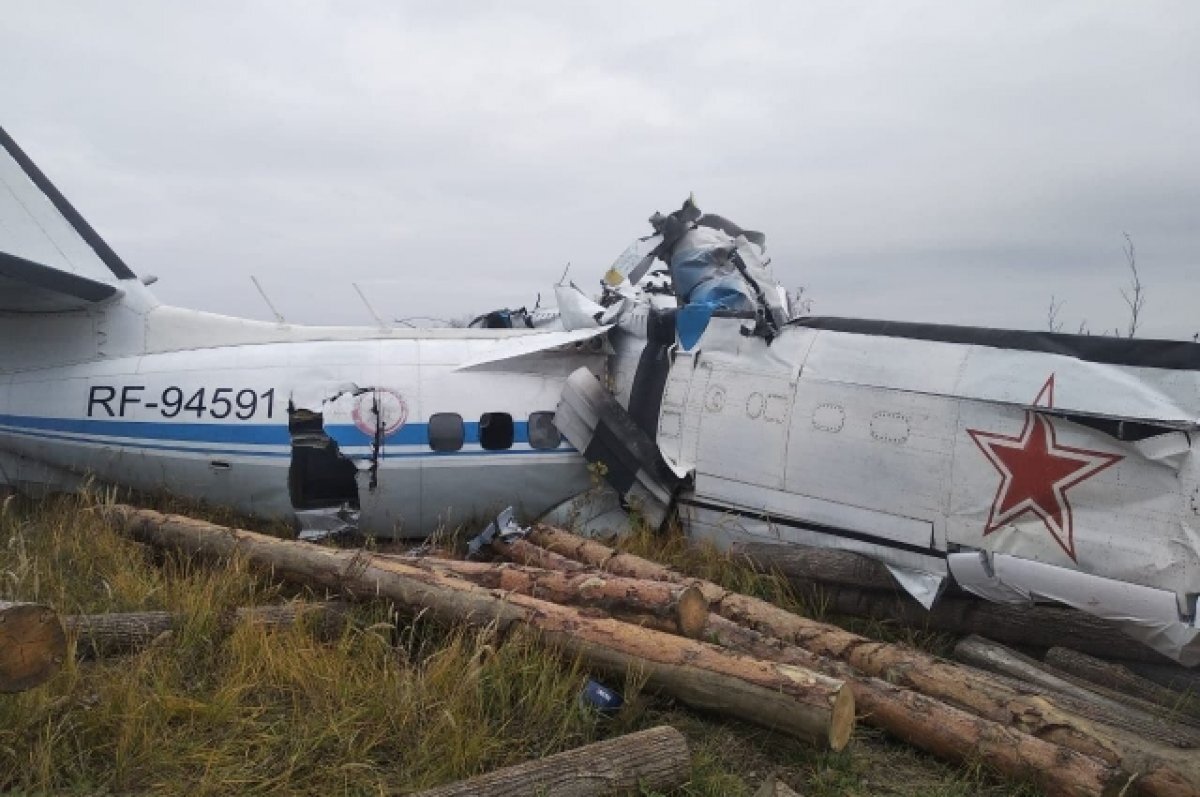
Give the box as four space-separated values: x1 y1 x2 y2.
579 678 624 715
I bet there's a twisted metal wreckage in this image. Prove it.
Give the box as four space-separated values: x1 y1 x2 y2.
1 124 1198 664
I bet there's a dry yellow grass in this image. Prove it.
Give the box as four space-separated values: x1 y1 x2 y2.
0 491 1039 796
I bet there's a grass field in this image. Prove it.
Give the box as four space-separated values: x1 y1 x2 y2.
0 491 1040 795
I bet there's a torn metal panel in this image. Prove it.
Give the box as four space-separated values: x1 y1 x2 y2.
555 284 629 331
286 404 361 515
540 483 636 538
949 551 1200 665
295 505 360 542
452 326 611 373
556 367 682 529
883 564 947 610
644 198 787 342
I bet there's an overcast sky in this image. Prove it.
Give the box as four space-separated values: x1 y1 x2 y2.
3 2 1198 338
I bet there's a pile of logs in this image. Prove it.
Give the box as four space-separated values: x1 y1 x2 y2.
733 540 1184 665
7 505 1200 797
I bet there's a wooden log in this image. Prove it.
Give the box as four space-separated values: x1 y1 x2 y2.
66 601 352 657
954 635 1200 749
409 557 710 638
1043 647 1200 725
623 610 1127 797
813 586 1174 664
66 610 174 656
0 600 67 693
521 525 1200 797
103 505 855 750
1046 647 1200 718
1124 661 1200 697
496 537 591 574
408 725 690 797
734 541 1180 668
732 540 902 591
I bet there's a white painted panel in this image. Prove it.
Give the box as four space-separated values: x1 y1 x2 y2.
949 398 1200 599
785 379 958 529
695 474 935 549
683 497 944 577
797 327 1200 424
696 366 793 490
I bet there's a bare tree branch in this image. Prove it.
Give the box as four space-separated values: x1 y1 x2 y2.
1119 232 1145 338
1046 295 1064 333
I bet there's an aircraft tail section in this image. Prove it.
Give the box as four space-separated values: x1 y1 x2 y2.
0 124 145 313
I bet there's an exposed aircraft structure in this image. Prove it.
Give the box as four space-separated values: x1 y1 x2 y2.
0 125 1197 664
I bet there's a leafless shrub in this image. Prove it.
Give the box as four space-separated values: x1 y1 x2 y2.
1119 232 1145 338
1046 295 1064 333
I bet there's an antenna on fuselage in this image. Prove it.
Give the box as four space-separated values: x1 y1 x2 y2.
352 282 389 329
250 275 287 324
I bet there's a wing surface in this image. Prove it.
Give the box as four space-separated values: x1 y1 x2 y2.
0 125 133 312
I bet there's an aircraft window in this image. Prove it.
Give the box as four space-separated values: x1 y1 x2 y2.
480 412 514 451
429 413 464 452
528 411 562 450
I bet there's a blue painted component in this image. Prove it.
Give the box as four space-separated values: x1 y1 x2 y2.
0 413 290 444
676 303 714 351
579 679 623 715
0 414 569 460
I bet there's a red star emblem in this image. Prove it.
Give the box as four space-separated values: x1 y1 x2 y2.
966 375 1122 561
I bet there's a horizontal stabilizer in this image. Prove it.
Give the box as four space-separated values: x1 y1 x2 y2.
0 125 137 313
0 251 122 311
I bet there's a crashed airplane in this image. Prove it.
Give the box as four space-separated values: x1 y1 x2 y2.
1 125 1198 665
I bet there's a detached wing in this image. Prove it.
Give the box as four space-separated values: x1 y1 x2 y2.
0 125 134 312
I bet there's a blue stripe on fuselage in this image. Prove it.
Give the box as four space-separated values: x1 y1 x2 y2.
0 414 554 459
0 413 291 444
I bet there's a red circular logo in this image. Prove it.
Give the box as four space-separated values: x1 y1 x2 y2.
352 389 408 438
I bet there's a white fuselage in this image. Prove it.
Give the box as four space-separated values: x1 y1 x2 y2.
0 297 606 537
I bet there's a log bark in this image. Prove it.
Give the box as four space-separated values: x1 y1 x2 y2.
734 541 1178 667
0 600 67 693
67 610 174 656
66 602 352 657
624 610 1127 797
409 557 710 638
814 586 1174 664
407 725 690 797
954 635 1200 749
521 525 1200 797
103 505 855 751
1124 661 1200 697
1045 648 1200 720
1039 648 1200 726
732 541 902 591
496 538 592 574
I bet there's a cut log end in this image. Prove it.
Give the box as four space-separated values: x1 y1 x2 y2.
0 601 67 693
828 685 856 752
676 585 710 639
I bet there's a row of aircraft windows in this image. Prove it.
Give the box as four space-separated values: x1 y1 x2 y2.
428 411 562 452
